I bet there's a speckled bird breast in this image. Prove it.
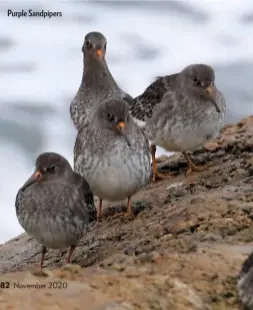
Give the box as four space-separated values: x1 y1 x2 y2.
74 127 151 201
146 91 226 152
15 183 88 249
70 85 125 130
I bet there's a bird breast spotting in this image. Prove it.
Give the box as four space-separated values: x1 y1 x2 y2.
70 31 133 131
15 152 96 268
128 63 226 180
74 98 151 202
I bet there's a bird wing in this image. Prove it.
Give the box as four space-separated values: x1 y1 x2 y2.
73 172 97 223
151 89 179 125
128 73 178 121
73 123 89 166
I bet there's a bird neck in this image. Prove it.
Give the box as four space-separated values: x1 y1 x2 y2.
81 58 117 89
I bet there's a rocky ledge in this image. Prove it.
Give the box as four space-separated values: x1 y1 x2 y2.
0 116 253 310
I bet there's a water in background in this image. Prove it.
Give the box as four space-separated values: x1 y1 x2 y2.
1 0 253 243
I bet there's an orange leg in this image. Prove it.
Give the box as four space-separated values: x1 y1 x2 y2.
65 245 76 264
97 198 103 222
182 152 208 176
40 245 47 269
126 197 133 216
150 144 174 182
111 197 134 219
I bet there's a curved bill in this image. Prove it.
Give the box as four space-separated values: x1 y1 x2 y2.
205 87 220 113
117 121 131 147
21 170 41 191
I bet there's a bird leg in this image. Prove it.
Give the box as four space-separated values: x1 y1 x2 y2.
183 152 208 176
150 144 174 182
65 245 76 264
97 198 103 222
40 245 47 269
111 197 134 220
124 197 134 218
127 197 133 214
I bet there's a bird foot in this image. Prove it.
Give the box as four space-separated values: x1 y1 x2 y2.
186 163 208 176
97 216 102 223
111 211 134 220
151 171 175 182
124 211 134 220
111 212 124 219
204 141 219 152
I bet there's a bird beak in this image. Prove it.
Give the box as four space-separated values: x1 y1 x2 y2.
96 49 104 60
21 170 42 191
117 121 131 147
205 86 220 113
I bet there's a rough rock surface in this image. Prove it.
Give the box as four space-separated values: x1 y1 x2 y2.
1 116 253 310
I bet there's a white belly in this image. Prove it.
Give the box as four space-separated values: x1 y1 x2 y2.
159 127 218 152
152 113 224 152
89 166 138 201
84 153 150 201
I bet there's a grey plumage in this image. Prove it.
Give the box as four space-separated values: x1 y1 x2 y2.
70 31 132 130
129 64 226 179
129 73 178 124
237 251 253 309
74 99 151 220
15 152 96 267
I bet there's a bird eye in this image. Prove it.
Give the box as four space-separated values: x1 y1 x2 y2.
107 113 115 122
47 165 57 173
86 40 91 48
192 76 201 86
104 43 107 49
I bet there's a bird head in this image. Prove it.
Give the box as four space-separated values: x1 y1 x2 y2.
181 64 220 113
21 152 73 191
96 99 131 147
82 31 107 61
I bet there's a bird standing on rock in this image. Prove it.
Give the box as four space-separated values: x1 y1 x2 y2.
70 31 132 130
15 152 96 268
74 99 151 222
129 64 226 181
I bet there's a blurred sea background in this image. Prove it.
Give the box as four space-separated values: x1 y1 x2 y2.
0 0 253 243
